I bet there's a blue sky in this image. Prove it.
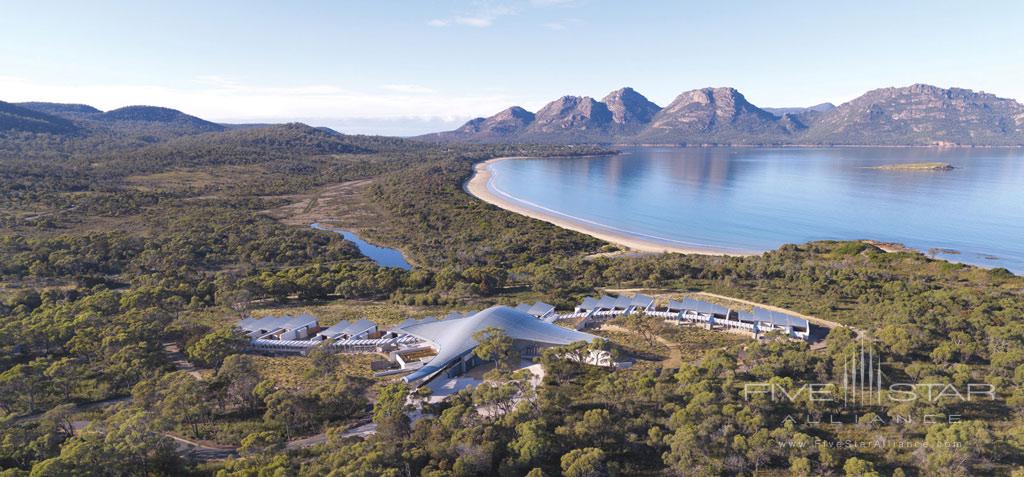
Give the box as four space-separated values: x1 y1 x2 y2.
2 0 1022 135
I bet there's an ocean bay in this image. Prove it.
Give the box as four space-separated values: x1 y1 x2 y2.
486 147 1024 272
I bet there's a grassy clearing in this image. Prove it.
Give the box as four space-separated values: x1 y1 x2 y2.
590 328 669 362
125 166 264 192
248 353 377 387
659 323 748 356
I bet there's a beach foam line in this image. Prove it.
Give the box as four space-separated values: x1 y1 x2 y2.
473 158 756 256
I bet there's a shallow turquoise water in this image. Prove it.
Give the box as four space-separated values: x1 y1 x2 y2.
487 147 1024 272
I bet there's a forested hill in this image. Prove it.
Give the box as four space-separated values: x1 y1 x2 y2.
2 101 235 151
0 99 405 162
102 123 375 172
422 83 1024 146
0 101 81 135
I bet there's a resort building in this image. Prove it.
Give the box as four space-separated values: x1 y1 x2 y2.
233 294 809 379
395 305 599 385
238 315 419 355
565 293 655 327
237 314 318 340
564 294 812 340
652 298 810 339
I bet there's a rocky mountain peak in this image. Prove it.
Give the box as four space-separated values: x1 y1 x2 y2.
650 87 776 132
602 87 661 125
531 96 613 131
806 84 1024 145
455 106 535 136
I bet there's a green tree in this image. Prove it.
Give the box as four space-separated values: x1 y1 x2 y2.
154 372 213 438
789 456 812 476
843 457 880 477
187 327 248 368
0 359 50 414
215 354 262 414
29 409 182 477
560 448 606 477
239 431 285 456
921 421 992 476
372 382 409 440
473 327 519 371
508 419 554 469
623 311 659 348
263 390 318 440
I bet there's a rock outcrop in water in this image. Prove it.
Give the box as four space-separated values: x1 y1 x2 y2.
421 84 1024 146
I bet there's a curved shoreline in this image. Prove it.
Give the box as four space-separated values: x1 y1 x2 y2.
465 157 754 257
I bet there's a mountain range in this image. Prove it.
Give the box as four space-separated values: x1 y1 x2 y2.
4 83 1024 147
423 84 1024 146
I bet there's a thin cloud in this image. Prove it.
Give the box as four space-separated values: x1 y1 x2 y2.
0 75 523 123
381 84 436 94
543 18 582 30
428 2 518 28
428 1 581 28
529 0 581 5
454 16 495 27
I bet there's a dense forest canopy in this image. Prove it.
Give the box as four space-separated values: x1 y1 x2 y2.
1 112 1023 476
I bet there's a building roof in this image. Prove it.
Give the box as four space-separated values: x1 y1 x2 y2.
527 301 555 317
631 294 655 309
397 305 598 384
752 307 809 330
595 295 617 310
238 314 318 336
318 319 376 339
578 296 599 311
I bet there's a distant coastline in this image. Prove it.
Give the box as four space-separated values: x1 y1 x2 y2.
464 157 753 257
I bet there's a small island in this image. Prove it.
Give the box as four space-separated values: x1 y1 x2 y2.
869 162 955 171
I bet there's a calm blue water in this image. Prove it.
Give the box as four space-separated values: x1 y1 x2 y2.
311 223 412 270
487 148 1024 272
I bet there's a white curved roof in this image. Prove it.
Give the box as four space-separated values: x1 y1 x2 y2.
397 305 598 383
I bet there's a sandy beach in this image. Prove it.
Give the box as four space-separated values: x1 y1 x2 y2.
465 157 753 257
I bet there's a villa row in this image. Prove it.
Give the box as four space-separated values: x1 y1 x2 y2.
564 293 811 340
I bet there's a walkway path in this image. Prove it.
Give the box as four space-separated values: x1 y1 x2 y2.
162 341 206 379
167 433 238 460
284 420 378 450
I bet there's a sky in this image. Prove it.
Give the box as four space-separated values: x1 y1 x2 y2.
2 0 1023 135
